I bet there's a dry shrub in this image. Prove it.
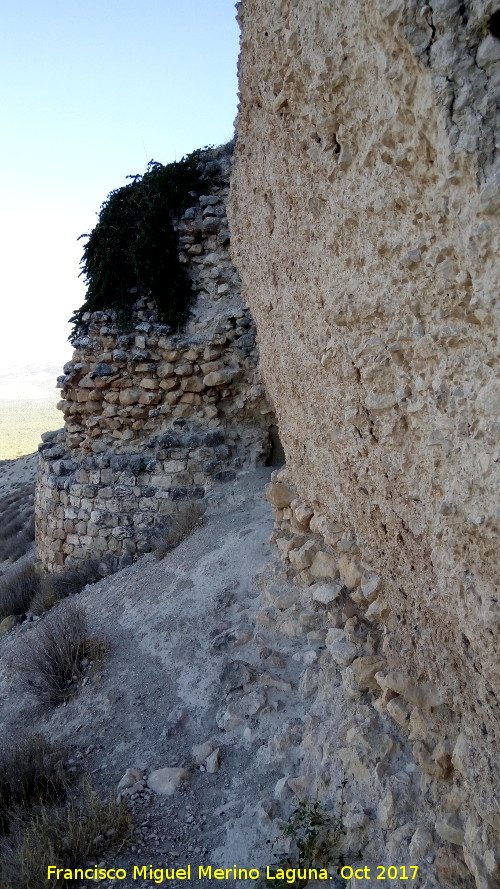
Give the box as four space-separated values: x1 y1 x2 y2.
13 603 107 705
0 485 35 564
0 485 34 525
153 500 206 560
30 560 100 615
0 735 69 837
0 562 40 620
0 524 35 564
0 785 132 889
0 516 24 538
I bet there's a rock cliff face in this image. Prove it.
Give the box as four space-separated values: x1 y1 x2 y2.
35 146 276 573
229 1 499 884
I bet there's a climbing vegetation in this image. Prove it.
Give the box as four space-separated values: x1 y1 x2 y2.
69 149 221 339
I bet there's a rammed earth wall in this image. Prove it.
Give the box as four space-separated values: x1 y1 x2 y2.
35 145 275 573
228 2 500 885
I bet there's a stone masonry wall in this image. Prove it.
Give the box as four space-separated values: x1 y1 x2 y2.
35 145 275 573
228 2 500 886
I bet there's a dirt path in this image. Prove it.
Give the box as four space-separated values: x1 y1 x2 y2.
0 467 442 889
1 469 311 887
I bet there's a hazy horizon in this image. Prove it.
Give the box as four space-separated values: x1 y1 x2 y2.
0 361 63 459
0 2 240 457
0 1 239 375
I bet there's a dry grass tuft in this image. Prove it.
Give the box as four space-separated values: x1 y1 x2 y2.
153 500 206 560
0 558 101 625
0 735 69 837
0 562 40 620
0 484 35 564
0 785 132 889
30 560 100 615
13 603 107 705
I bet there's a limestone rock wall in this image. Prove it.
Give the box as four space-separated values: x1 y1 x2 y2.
229 2 499 884
36 145 275 573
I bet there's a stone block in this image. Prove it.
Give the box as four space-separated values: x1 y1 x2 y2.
311 581 342 604
203 368 236 387
181 376 205 393
118 388 141 406
139 377 159 390
200 361 222 374
182 393 203 405
352 656 386 690
157 361 175 378
338 555 362 589
310 551 338 580
326 629 358 666
139 392 161 405
265 481 294 508
288 539 317 570
173 362 193 376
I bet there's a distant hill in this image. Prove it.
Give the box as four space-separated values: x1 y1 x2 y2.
0 362 64 459
0 362 64 402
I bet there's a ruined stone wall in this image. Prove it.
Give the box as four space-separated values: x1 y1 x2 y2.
35 145 275 573
228 2 500 885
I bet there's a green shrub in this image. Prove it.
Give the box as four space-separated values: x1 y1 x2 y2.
14 603 107 705
69 149 223 337
258 781 350 888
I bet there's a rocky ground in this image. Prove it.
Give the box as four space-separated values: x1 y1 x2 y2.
0 461 473 888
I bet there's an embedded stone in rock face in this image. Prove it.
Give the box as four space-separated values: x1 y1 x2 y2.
311 582 342 604
118 388 141 406
288 539 317 570
265 481 294 509
360 574 381 602
291 500 314 527
205 748 220 774
0 615 19 636
181 377 205 393
351 656 385 690
310 551 338 580
203 368 236 387
435 814 465 846
375 671 442 709
338 555 362 589
326 629 358 666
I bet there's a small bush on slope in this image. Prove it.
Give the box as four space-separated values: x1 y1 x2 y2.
0 735 69 836
0 484 35 565
0 783 131 889
153 500 206 560
13 603 107 705
0 562 40 620
30 560 100 615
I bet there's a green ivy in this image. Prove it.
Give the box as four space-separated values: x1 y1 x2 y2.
69 148 222 340
257 777 353 888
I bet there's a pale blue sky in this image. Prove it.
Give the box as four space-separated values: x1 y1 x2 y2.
0 1 239 374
